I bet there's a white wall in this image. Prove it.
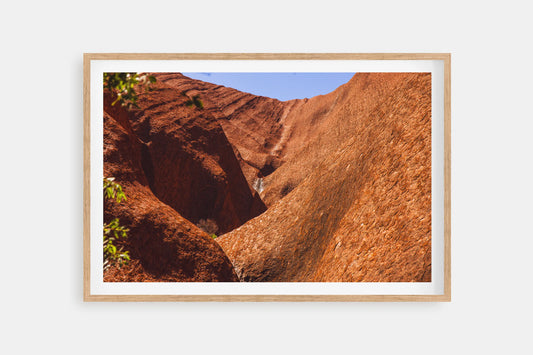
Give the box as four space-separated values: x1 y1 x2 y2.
1 1 531 354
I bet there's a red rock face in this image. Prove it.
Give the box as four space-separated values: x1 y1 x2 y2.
103 72 431 283
217 73 432 282
153 73 303 188
103 131 239 281
115 79 267 235
103 83 257 281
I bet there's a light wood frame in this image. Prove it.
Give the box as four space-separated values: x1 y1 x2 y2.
84 53 451 302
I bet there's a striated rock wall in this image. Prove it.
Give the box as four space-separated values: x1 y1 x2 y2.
217 73 432 282
103 72 432 283
153 73 303 187
103 107 239 281
115 79 267 234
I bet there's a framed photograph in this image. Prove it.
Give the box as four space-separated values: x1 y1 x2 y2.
84 53 451 301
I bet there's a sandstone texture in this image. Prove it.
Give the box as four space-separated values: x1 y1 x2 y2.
217 73 432 282
103 87 246 281
153 73 302 187
103 72 432 283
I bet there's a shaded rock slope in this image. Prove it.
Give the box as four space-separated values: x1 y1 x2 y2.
121 79 266 234
217 73 432 282
153 73 303 188
103 81 262 281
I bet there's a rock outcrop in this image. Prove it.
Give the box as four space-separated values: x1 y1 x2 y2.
117 78 267 234
103 72 432 283
103 81 260 281
217 73 432 282
153 73 304 190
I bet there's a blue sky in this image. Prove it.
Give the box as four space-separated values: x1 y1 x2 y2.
182 72 355 101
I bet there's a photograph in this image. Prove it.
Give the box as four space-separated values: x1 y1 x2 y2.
85 54 450 300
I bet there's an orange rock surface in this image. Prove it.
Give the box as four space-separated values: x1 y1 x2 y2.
217 73 432 282
103 72 432 283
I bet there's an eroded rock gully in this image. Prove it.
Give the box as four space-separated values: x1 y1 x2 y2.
104 72 432 282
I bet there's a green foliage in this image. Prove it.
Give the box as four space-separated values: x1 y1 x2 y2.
103 177 126 203
103 73 156 109
191 95 204 109
103 218 130 270
181 91 204 110
210 234 218 239
103 178 130 270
